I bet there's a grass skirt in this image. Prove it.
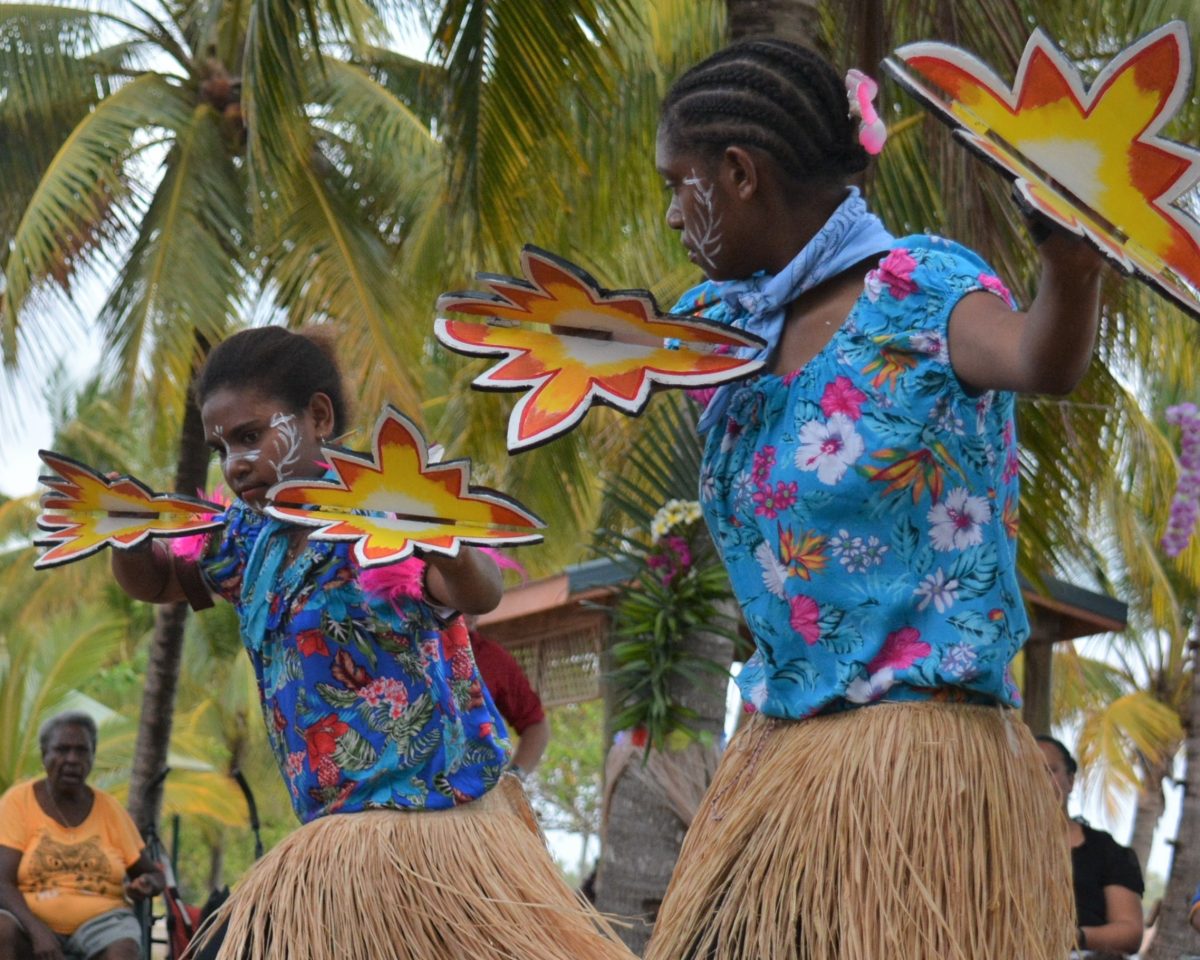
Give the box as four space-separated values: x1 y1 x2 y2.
197 776 633 960
643 702 1073 960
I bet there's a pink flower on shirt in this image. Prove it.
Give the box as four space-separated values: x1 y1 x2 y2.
978 272 1015 308
867 249 919 301
753 480 798 520
820 376 868 420
866 627 931 673
789 595 821 645
752 446 777 483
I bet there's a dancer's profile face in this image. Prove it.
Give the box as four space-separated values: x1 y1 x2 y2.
656 127 750 282
1037 741 1074 806
201 385 333 509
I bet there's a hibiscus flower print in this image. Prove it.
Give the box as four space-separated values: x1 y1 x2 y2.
819 376 867 420
788 595 821 645
866 626 932 673
845 667 896 704
795 413 864 484
928 487 991 551
914 568 960 613
304 714 350 759
295 629 329 658
866 248 919 300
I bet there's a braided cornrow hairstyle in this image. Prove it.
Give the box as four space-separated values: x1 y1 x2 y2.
661 39 869 184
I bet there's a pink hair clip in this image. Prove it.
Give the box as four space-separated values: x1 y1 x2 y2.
846 68 887 155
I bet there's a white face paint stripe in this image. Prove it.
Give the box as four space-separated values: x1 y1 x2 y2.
212 424 263 466
268 412 302 483
682 167 723 271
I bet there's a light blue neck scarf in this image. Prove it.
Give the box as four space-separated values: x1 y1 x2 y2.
240 512 292 653
696 187 895 434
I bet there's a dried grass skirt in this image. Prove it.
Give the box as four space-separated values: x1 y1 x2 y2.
643 701 1073 960
197 776 633 960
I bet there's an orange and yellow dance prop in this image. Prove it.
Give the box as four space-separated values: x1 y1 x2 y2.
435 246 767 452
885 20 1200 321
265 406 544 568
35 452 224 569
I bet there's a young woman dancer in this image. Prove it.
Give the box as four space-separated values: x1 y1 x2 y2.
642 39 1105 960
111 327 632 960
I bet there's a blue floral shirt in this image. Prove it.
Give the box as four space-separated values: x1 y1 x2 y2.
680 236 1028 720
201 501 509 822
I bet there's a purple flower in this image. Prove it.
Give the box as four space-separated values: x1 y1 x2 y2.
1163 403 1200 557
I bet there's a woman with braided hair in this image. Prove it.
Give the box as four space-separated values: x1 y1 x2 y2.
642 39 1104 960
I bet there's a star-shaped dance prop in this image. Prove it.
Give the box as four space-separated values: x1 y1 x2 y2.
265 406 545 568
885 20 1200 321
35 452 224 569
435 246 767 451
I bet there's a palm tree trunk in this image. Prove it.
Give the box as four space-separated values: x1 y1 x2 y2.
726 0 821 45
126 346 212 836
1145 621 1200 959
1128 758 1168 873
595 612 734 954
208 826 227 892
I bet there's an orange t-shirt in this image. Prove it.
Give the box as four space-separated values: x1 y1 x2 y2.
0 780 144 934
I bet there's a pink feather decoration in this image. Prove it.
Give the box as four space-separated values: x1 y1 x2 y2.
359 557 429 605
169 484 230 562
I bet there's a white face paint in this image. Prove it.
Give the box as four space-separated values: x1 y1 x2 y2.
213 425 263 467
268 412 303 483
681 167 724 271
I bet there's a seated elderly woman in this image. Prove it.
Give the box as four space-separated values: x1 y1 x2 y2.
0 711 165 960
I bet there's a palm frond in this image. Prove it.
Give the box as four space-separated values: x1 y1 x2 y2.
0 616 130 790
97 101 247 411
258 130 425 416
1077 688 1184 799
3 73 190 364
431 0 636 254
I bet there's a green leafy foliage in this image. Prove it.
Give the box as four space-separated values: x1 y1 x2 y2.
594 394 735 751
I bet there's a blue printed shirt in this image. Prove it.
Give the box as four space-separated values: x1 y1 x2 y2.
680 236 1029 720
201 501 509 822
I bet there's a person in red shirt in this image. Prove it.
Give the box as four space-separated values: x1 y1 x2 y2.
460 617 550 779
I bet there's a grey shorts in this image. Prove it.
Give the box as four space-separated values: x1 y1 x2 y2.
0 905 141 959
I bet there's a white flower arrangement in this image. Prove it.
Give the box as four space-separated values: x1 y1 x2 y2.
650 499 702 543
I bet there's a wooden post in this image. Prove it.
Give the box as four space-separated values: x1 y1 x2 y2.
1022 614 1060 735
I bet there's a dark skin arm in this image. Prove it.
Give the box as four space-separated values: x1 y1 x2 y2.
111 540 187 605
424 547 503 615
948 229 1106 396
1079 884 1144 953
0 845 64 960
123 849 165 900
510 717 551 774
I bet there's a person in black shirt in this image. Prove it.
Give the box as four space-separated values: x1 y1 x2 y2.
1037 736 1144 956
